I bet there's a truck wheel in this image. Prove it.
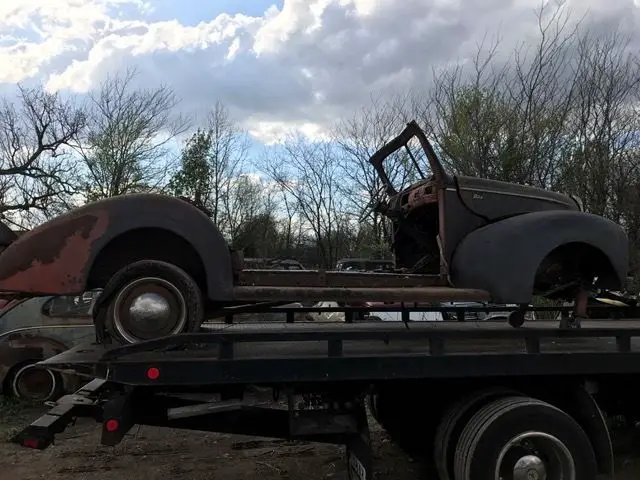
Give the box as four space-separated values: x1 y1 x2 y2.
9 362 62 402
434 387 519 480
453 396 597 480
101 260 203 344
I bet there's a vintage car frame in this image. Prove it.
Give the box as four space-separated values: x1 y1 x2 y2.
0 121 628 342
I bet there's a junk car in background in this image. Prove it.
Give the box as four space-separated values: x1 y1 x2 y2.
0 292 99 402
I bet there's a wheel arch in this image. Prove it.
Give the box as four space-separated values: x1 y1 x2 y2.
0 194 234 300
87 227 208 293
450 210 629 304
525 382 614 479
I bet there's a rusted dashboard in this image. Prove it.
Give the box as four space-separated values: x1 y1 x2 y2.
396 179 439 214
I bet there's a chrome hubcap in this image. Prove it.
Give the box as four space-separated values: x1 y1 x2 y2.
113 277 187 343
513 455 546 480
129 292 172 324
496 432 575 480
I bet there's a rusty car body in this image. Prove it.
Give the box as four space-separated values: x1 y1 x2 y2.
0 120 628 343
0 292 97 401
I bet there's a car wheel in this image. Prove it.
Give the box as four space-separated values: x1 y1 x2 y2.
9 362 62 402
100 260 203 344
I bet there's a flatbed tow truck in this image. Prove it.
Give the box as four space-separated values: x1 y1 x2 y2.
11 304 640 480
0 120 638 479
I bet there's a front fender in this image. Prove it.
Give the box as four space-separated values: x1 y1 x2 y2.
450 210 629 304
0 194 233 299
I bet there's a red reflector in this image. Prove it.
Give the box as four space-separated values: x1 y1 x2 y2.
105 419 119 432
22 439 38 448
147 367 160 380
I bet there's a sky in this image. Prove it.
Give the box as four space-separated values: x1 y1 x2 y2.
1 0 640 149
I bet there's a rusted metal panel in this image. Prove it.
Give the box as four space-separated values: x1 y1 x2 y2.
232 286 491 303
0 194 235 299
0 212 109 294
238 270 446 288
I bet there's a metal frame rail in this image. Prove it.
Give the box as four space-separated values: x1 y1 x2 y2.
13 378 374 480
36 320 640 385
212 303 638 323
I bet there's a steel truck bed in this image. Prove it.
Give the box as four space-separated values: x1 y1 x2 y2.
13 318 640 480
32 319 640 384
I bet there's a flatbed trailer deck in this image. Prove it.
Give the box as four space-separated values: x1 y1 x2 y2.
13 316 640 480
36 319 640 384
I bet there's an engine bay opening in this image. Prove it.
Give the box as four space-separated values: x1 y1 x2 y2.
392 197 441 274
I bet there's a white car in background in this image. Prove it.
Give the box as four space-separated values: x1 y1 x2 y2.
439 301 537 322
307 301 534 323
365 302 444 322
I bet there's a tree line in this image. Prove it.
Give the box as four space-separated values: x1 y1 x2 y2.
0 4 638 284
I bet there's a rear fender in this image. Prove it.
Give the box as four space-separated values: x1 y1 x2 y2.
450 210 629 304
0 194 234 300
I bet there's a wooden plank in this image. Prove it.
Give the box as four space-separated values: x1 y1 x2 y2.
232 286 490 303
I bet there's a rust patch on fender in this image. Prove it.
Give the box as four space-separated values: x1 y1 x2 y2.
0 212 109 294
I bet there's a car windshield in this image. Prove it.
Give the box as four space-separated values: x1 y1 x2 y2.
0 292 99 335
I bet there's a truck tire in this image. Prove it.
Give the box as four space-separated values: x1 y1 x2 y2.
434 387 519 480
100 260 204 344
453 396 597 480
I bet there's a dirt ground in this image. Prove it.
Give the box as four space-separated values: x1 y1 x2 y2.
2 399 640 480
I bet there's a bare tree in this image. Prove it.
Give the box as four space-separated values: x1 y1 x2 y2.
260 135 346 268
559 29 640 218
425 32 513 178
75 68 189 201
333 93 418 253
224 174 270 243
424 2 581 188
0 85 86 227
169 101 251 233
274 184 305 254
206 102 251 228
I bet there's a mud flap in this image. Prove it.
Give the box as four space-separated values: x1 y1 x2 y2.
346 404 373 480
100 389 136 446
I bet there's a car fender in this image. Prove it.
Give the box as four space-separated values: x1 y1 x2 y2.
449 210 629 304
0 194 233 300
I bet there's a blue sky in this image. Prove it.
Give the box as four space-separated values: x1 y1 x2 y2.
144 0 284 25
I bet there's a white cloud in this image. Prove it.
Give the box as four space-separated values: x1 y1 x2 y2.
0 0 639 144
247 118 332 144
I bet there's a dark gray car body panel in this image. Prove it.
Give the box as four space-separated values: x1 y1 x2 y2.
450 210 629 304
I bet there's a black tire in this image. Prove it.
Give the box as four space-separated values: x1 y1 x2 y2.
9 362 62 403
100 260 203 344
508 310 525 328
453 396 597 480
433 387 519 480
